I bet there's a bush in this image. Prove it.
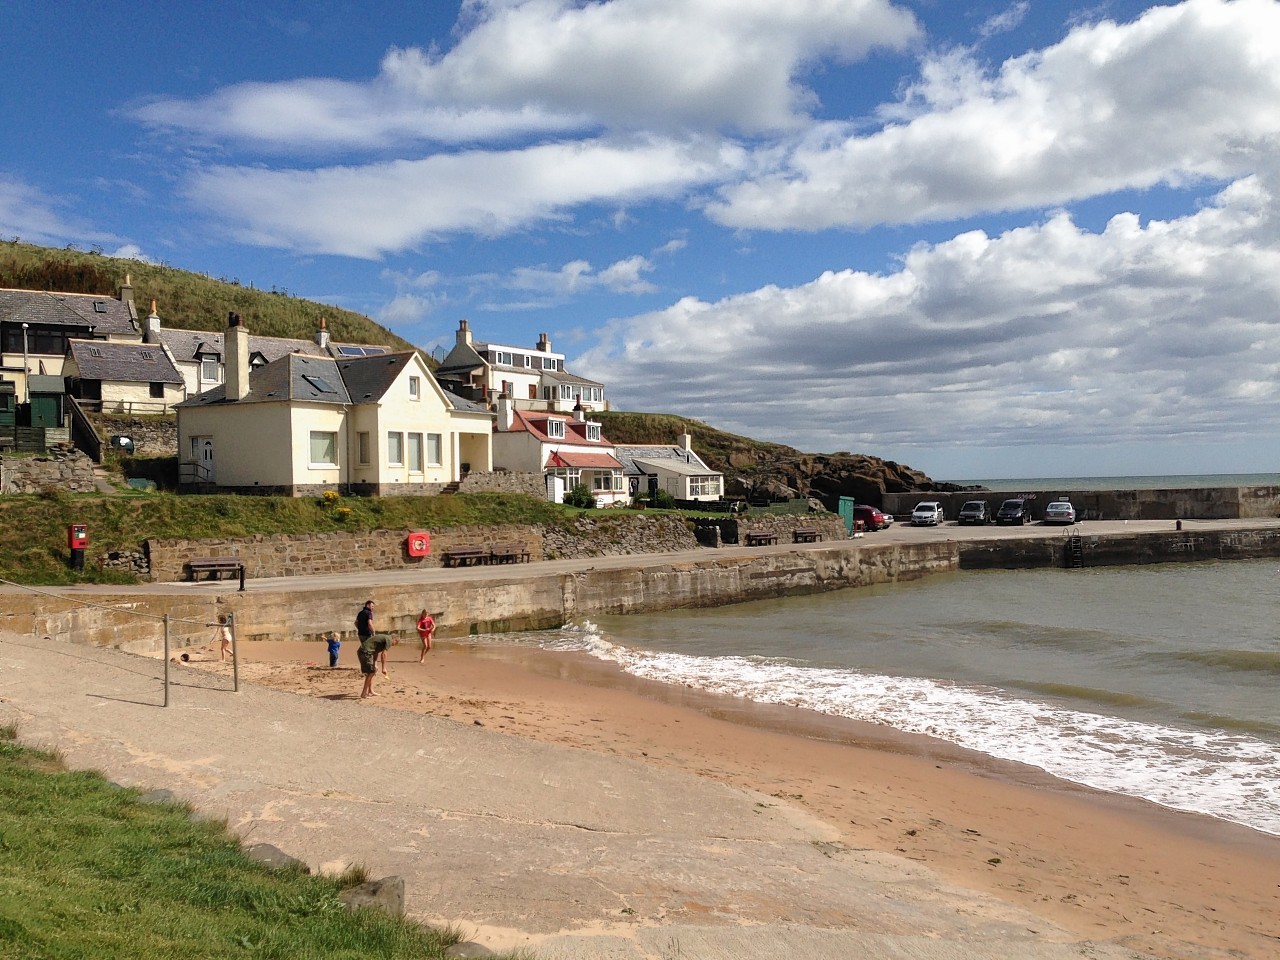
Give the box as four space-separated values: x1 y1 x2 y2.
563 485 597 509
647 489 677 509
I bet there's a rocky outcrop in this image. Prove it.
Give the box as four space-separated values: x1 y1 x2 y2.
717 450 977 510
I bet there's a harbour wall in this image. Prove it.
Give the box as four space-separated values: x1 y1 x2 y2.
882 486 1280 521
10 525 1280 655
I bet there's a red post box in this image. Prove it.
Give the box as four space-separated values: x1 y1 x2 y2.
68 524 88 550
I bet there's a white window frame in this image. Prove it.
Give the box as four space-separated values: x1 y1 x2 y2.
543 357 557 370
387 431 404 466
357 431 371 465
427 433 442 467
546 420 565 439
199 356 219 382
408 376 421 400
309 431 338 467
585 423 601 442
407 432 424 472
523 355 532 368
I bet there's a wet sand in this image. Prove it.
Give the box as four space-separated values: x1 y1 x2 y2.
185 636 1280 960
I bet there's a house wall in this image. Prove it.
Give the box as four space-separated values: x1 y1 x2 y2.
179 402 299 489
101 379 185 413
285 404 347 491
491 429 544 473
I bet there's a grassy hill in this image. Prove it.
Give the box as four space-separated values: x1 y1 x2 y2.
0 240 417 352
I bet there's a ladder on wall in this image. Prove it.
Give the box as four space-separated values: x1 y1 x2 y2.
1066 534 1085 569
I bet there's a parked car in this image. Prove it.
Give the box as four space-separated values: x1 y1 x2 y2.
957 500 992 525
1043 499 1077 524
879 509 894 526
995 498 1031 525
911 501 944 526
851 504 888 531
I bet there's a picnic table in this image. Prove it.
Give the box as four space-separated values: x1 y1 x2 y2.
489 543 531 564
744 531 779 547
792 529 823 543
441 545 488 567
186 556 246 591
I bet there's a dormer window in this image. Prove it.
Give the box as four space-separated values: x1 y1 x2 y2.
494 350 512 366
586 423 601 442
523 355 532 368
546 420 565 439
200 356 220 381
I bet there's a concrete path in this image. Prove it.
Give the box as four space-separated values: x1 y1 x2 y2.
0 633 1153 960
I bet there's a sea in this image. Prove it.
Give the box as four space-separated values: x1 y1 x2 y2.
473 473 1280 838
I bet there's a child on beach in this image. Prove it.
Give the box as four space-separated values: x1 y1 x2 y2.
325 632 341 668
213 614 232 661
416 609 436 662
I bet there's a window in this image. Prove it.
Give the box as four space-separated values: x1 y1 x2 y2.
200 356 219 382
592 472 618 492
523 355 532 368
140 350 154 361
690 476 721 498
560 385 574 400
89 346 103 358
546 420 565 439
387 431 404 466
494 350 512 365
309 431 337 466
408 376 420 400
585 423 601 442
427 433 442 466
502 380 514 397
407 432 424 472
543 357 557 370
357 431 370 465
149 382 164 399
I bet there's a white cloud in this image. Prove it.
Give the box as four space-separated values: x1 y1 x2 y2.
578 171 1280 457
185 137 742 257
0 175 88 246
134 0 918 149
709 0 1280 229
511 254 657 295
978 2 1030 39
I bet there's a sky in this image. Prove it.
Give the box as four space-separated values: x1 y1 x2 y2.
5 0 1280 482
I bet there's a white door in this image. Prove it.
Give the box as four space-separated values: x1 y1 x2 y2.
199 438 215 482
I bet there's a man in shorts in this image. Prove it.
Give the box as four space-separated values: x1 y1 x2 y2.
358 633 398 699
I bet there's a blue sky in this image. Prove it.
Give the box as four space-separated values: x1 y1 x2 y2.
6 0 1280 481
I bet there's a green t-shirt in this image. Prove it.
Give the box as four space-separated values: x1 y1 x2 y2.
359 633 393 657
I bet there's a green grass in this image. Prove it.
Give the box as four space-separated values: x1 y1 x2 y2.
0 490 574 586
0 725 504 960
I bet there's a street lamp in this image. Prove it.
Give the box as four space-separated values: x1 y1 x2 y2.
20 322 30 403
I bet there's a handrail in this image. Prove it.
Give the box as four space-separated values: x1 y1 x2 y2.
66 395 102 463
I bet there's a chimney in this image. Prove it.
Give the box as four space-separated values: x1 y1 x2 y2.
573 401 586 423
144 299 162 343
496 394 514 431
120 273 136 313
457 319 472 347
536 332 551 353
316 317 330 350
226 312 250 401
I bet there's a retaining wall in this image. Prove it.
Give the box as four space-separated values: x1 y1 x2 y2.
959 525 1280 570
883 486 1280 522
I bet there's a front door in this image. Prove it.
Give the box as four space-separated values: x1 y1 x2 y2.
199 437 215 482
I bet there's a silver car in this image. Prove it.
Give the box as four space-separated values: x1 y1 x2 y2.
1043 500 1076 524
911 501 944 525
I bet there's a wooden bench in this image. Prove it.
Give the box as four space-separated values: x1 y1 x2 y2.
442 545 489 567
489 543 531 564
744 531 778 547
187 556 246 591
792 528 823 543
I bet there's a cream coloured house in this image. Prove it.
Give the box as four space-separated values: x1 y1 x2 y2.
176 315 491 495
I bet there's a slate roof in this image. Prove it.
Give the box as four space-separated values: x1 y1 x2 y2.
176 353 352 407
613 444 717 477
0 289 138 337
67 340 183 384
335 352 415 403
435 340 486 379
156 328 327 364
541 368 603 388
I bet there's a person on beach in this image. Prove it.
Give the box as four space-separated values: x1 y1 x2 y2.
213 614 232 662
355 600 375 641
416 609 436 662
358 634 398 698
325 632 341 668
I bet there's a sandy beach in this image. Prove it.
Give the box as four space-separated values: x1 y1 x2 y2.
178 634 1280 960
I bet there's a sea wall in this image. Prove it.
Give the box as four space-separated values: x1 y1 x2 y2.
883 486 1280 521
958 525 1280 569
8 540 958 655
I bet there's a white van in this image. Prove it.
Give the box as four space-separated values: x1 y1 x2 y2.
911 501 944 526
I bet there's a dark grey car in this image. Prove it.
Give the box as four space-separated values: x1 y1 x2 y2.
957 500 992 525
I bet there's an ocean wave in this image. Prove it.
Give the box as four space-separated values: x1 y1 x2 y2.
1157 649 1280 676
548 622 1280 836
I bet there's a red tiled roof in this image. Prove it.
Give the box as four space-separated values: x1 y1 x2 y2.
546 451 623 469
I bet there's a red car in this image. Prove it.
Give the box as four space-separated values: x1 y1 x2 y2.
852 504 888 531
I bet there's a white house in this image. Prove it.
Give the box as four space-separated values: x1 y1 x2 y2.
490 397 627 506
614 436 724 502
176 315 491 495
435 320 606 414
63 339 185 414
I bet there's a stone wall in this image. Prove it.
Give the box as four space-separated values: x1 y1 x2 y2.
0 450 97 494
457 470 547 498
146 514 700 582
707 514 848 544
883 486 1280 522
93 414 178 457
958 525 1280 570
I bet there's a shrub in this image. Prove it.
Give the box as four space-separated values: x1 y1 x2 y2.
563 485 597 509
648 489 677 509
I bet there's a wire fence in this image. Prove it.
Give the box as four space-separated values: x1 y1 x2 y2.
0 577 239 706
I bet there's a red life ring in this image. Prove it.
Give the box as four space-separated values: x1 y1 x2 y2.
406 532 431 557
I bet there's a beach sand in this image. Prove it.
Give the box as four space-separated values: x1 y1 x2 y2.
185 636 1280 960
